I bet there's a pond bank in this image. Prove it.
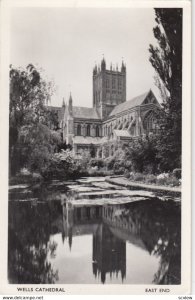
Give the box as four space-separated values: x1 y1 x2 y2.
106 176 181 194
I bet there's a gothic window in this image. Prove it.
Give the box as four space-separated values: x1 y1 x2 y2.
143 112 157 133
111 145 114 156
145 115 152 131
112 78 116 89
96 125 100 137
148 117 153 130
106 79 109 89
130 124 135 136
77 124 81 136
86 124 91 136
108 126 110 135
118 78 122 90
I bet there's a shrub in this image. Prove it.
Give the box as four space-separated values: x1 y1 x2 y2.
156 177 168 186
126 171 181 187
113 160 125 170
132 173 146 182
124 170 131 178
145 174 157 184
105 157 116 170
173 168 181 179
167 175 181 187
40 149 86 180
113 167 125 175
124 160 132 171
89 158 105 169
156 173 180 187
20 168 31 176
156 173 169 180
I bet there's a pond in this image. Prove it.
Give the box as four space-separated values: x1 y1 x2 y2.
8 177 181 285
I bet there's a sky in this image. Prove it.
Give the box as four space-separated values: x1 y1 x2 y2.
10 7 160 107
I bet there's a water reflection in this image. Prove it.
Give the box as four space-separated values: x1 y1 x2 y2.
8 200 61 283
8 180 181 284
93 224 126 283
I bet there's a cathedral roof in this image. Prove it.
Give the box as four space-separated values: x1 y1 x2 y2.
47 105 101 121
47 106 61 111
73 107 100 120
109 90 152 117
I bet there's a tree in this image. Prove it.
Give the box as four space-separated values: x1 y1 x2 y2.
149 9 182 171
19 123 61 173
125 136 159 174
9 65 57 175
9 64 53 128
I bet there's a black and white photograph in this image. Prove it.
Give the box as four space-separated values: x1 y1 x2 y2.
0 0 191 295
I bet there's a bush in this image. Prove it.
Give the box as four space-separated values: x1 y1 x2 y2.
89 158 105 169
167 175 181 187
105 157 116 170
131 173 146 182
156 177 168 186
156 172 171 186
156 172 169 180
40 150 86 180
114 167 125 175
173 168 181 179
127 172 180 187
145 174 157 184
124 160 132 171
156 173 180 187
113 160 125 170
124 170 131 178
124 136 160 174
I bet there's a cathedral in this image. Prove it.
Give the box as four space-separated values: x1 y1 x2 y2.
49 58 161 157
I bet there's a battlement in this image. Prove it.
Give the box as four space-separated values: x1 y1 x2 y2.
93 58 126 119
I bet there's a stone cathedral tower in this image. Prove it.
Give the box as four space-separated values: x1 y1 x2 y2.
93 58 126 119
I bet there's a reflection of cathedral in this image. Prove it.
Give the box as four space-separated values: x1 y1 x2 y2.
60 199 181 284
48 58 161 156
61 201 158 283
93 224 126 283
8 187 181 285
62 202 126 283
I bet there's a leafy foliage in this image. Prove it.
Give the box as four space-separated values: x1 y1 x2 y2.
10 64 55 128
9 65 58 175
20 124 61 172
149 9 182 171
41 150 87 180
124 136 159 174
89 158 105 169
8 200 60 283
